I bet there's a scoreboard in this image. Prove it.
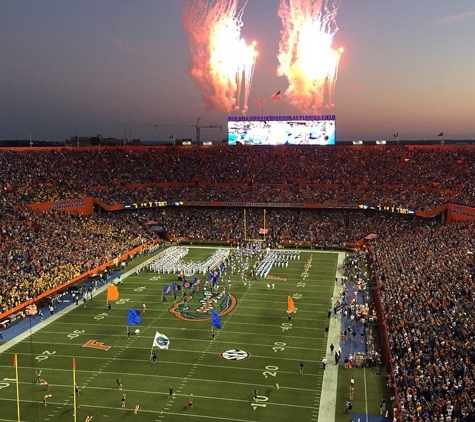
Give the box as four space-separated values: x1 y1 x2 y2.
228 115 336 146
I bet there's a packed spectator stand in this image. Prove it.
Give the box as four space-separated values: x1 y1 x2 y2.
1 144 475 421
2 146 475 207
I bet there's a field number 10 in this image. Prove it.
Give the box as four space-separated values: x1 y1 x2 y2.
251 395 268 410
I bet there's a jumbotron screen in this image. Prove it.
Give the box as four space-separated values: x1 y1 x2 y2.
227 115 336 146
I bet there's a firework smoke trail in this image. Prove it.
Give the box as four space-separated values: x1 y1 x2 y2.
277 0 343 113
239 40 258 113
182 0 258 114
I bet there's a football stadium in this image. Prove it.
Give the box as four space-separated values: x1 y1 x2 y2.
2 2 475 422
1 145 475 422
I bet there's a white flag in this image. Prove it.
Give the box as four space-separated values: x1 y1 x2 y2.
153 332 170 350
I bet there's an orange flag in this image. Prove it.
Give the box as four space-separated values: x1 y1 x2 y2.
107 285 119 301
287 296 295 313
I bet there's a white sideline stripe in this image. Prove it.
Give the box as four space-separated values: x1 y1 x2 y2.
317 251 346 422
364 365 369 422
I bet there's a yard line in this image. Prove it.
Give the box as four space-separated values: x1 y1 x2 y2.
0 358 323 377
0 396 317 411
5 379 319 393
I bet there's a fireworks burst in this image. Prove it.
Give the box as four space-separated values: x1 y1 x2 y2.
277 0 343 113
182 0 258 114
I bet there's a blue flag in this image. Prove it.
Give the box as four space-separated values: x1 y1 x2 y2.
211 310 222 329
127 309 142 326
209 270 220 283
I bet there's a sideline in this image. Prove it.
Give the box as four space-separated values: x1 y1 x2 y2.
0 252 162 355
317 251 346 422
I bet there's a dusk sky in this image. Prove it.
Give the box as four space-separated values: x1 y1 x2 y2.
1 1 474 143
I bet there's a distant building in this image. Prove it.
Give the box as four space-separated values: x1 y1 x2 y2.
0 140 63 147
65 135 141 146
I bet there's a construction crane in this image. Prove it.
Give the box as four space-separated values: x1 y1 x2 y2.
119 118 222 144
194 118 222 144
150 117 222 144
164 118 222 144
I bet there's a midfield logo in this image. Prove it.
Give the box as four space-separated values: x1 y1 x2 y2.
220 349 250 361
169 291 237 322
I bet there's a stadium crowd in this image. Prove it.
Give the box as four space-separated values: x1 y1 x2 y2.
1 145 475 421
1 146 475 208
0 207 153 313
374 220 475 421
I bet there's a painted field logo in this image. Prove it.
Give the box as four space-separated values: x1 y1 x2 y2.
82 340 111 351
267 275 286 281
169 291 236 322
221 349 250 361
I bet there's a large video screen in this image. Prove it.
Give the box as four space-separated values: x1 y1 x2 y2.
228 115 335 146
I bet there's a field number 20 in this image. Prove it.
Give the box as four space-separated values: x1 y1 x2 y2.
35 350 56 362
263 365 279 379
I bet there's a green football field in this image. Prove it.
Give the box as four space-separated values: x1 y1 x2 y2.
0 246 388 422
